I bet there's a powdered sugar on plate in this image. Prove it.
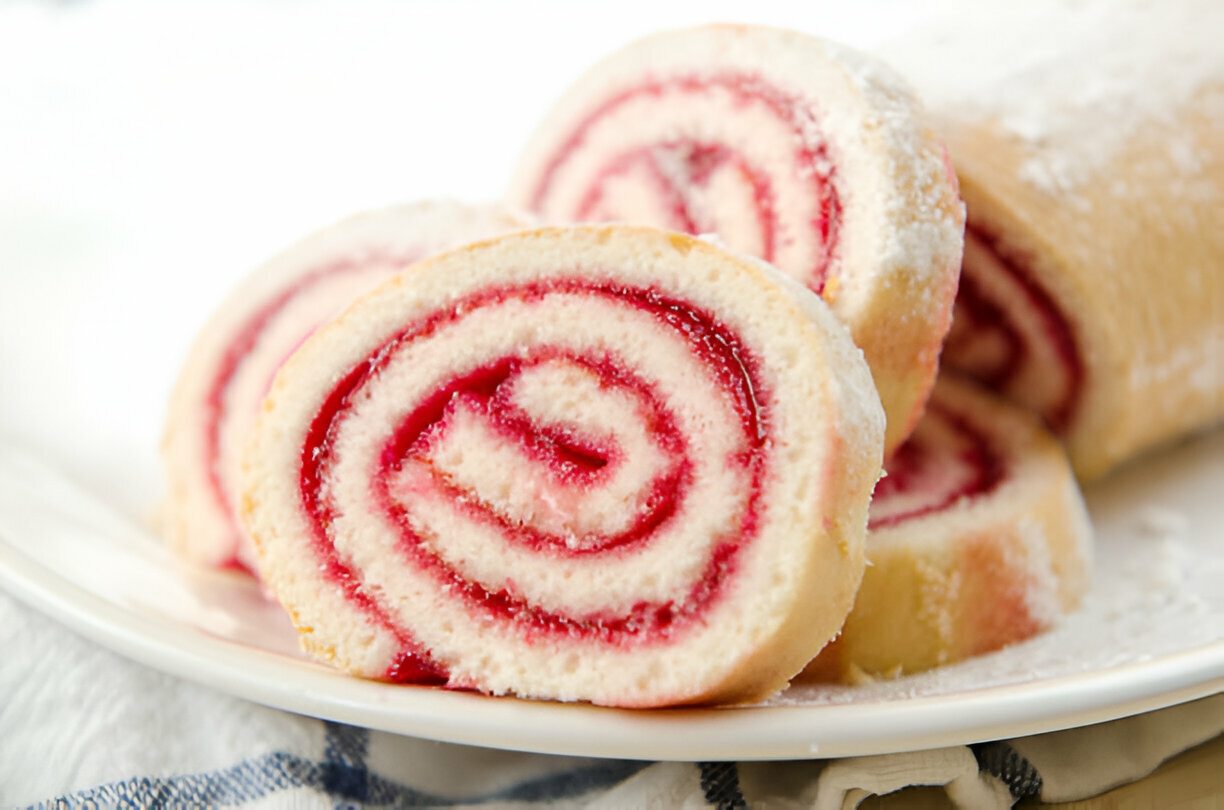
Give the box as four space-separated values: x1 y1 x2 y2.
774 428 1224 707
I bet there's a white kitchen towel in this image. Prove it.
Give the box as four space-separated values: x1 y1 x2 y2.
1008 693 1224 803
2 590 1220 809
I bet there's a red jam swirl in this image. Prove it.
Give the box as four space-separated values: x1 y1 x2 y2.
202 253 417 568
574 142 779 273
946 225 1083 433
528 74 842 294
298 279 772 683
868 400 1006 531
380 352 690 556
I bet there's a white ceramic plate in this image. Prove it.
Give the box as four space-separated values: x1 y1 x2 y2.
2 1 1219 765
0 433 1220 762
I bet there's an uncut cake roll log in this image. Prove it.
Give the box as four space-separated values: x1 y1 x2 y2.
507 24 965 456
802 375 1092 684
242 225 885 707
935 50 1224 481
162 201 532 573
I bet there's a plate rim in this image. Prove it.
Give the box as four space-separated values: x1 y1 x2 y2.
2 510 1221 762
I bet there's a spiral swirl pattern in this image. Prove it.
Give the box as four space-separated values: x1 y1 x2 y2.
161 202 529 571
523 73 842 294
508 25 966 454
803 376 1092 683
244 225 884 707
944 226 1083 435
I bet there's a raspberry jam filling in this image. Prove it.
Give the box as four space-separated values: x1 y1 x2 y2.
868 401 1005 530
298 279 772 683
381 352 690 556
202 253 416 567
945 225 1083 433
529 74 841 293
575 142 779 270
486 379 620 485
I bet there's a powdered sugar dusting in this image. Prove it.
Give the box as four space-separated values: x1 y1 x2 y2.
1130 335 1224 395
878 1 1224 195
1014 515 1063 630
1137 506 1190 539
770 428 1224 707
825 35 965 286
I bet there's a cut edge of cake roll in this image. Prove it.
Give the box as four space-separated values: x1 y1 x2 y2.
506 23 965 456
934 53 1224 480
242 224 885 707
161 200 534 573
801 374 1092 684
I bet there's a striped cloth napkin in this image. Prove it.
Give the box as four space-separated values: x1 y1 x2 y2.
2 590 1219 809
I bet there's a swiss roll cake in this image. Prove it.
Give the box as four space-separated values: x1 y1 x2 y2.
508 24 965 456
924 15 1224 479
241 225 885 707
161 201 532 572
804 376 1092 683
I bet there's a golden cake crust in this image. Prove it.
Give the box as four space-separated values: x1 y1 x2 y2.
802 376 1092 683
940 81 1223 480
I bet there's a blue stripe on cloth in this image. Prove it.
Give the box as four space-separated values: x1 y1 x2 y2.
321 721 372 801
698 761 748 810
971 741 1042 800
30 722 650 809
29 750 322 809
458 759 646 804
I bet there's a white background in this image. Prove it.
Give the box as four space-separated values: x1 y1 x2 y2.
0 0 1217 508
0 0 941 514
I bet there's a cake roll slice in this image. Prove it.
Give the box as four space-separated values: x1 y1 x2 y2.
930 22 1224 479
803 375 1092 683
242 225 885 707
507 24 965 455
162 201 532 572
